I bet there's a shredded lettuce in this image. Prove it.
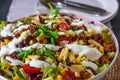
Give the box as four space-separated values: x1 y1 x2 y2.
0 61 7 70
101 27 112 41
42 64 57 79
107 52 115 60
96 64 109 73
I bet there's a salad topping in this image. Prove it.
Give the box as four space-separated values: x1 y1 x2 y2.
0 4 116 80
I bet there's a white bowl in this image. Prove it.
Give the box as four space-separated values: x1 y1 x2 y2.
0 13 119 80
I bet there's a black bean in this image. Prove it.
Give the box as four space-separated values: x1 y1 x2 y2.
23 39 29 45
6 36 13 40
0 70 5 76
34 72 43 80
16 41 25 48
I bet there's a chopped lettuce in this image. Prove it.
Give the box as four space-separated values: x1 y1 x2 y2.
107 52 115 60
42 64 57 79
101 27 112 41
96 64 109 73
0 61 7 70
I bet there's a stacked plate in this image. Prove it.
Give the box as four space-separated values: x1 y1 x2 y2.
59 0 119 23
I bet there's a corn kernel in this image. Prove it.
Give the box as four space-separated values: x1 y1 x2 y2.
5 63 10 71
27 55 40 60
57 47 69 61
25 57 31 61
75 72 80 77
75 57 81 63
61 67 68 73
71 65 84 70
99 47 104 53
1 42 5 46
13 76 20 80
31 18 40 25
46 57 53 63
36 33 44 41
57 75 62 80
81 56 88 61
69 52 76 63
21 31 29 39
12 66 18 72
90 75 95 78
4 39 10 44
57 65 63 73
29 40 34 45
89 29 95 33
87 33 92 37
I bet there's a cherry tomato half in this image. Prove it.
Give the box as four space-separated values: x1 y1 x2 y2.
23 64 41 74
58 22 68 30
62 71 78 80
56 36 72 45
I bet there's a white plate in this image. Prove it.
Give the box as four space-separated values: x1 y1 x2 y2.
60 0 119 23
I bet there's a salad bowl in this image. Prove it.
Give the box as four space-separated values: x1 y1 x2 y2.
0 5 119 80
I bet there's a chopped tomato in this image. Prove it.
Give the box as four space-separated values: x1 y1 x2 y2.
62 71 77 80
80 25 87 31
23 64 41 74
58 22 68 30
56 36 72 45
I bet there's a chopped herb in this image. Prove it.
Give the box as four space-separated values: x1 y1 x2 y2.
37 45 56 61
36 29 42 37
17 47 34 61
36 45 44 55
0 21 6 28
48 3 60 15
23 17 31 25
44 46 56 61
36 25 59 44
47 3 59 19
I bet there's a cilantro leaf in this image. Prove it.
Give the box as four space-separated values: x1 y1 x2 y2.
50 37 55 44
17 48 34 61
44 46 56 61
0 21 6 28
36 45 56 61
36 45 44 55
36 25 59 44
36 29 42 37
48 3 60 15
23 17 31 25
51 30 59 39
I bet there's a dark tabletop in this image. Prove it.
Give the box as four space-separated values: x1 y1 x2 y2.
0 0 120 51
